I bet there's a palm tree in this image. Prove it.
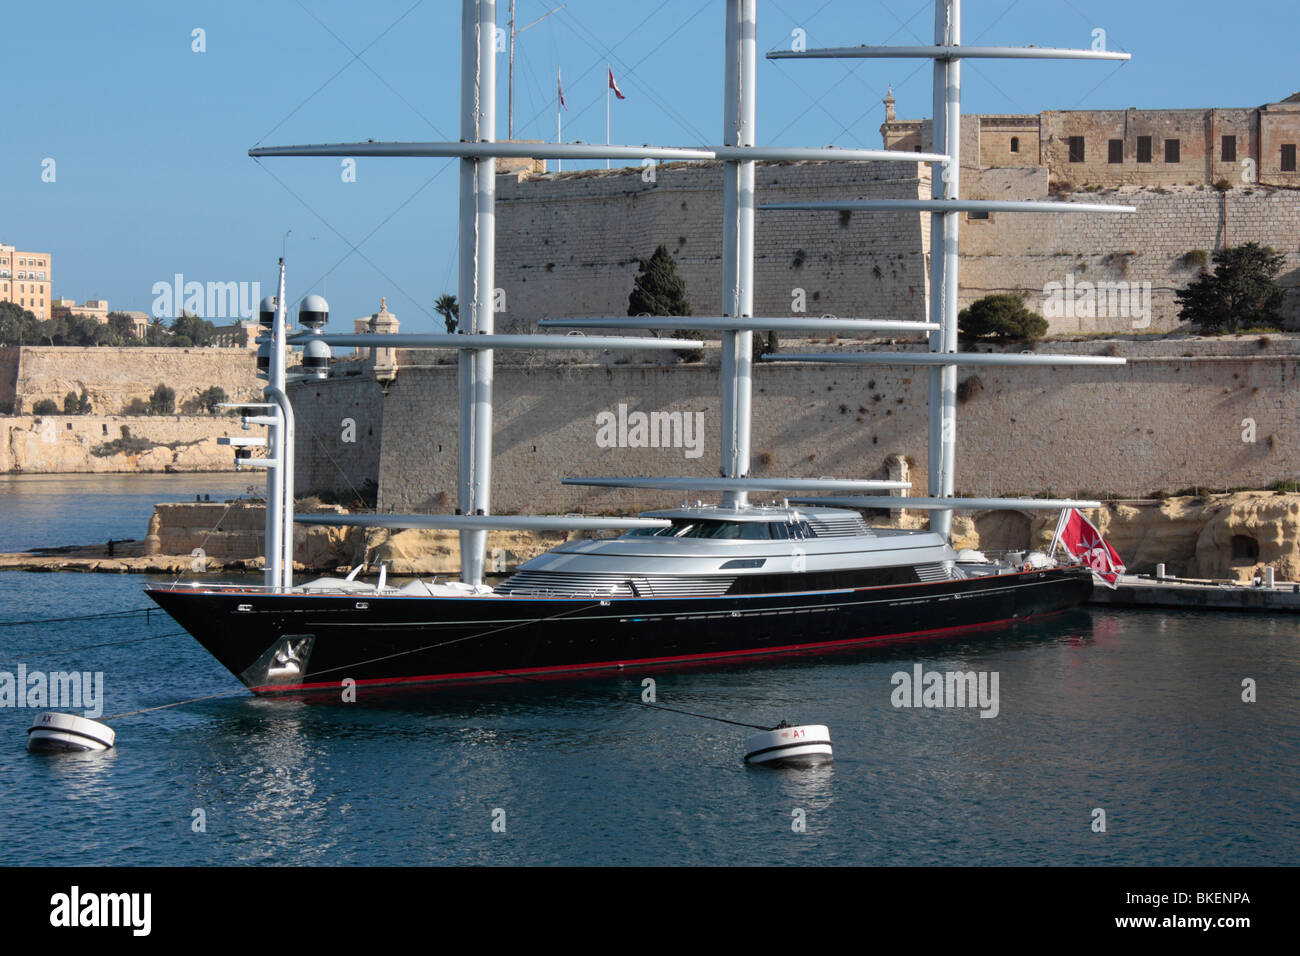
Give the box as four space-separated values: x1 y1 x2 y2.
434 293 459 333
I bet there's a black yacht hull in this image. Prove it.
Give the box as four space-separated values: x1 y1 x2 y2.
147 567 1092 694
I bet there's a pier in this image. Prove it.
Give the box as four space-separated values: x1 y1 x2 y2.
1092 573 1300 611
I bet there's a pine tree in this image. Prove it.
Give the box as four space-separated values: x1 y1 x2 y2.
1175 242 1286 333
958 294 1048 342
628 244 699 361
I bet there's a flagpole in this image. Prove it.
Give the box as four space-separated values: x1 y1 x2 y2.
605 61 611 169
1048 508 1068 558
557 67 563 173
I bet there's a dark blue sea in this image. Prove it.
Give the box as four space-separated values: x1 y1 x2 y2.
0 475 1296 865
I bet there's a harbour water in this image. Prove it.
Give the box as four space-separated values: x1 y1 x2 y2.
0 476 1296 866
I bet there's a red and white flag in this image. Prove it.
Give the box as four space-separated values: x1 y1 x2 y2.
558 69 567 110
1053 508 1125 586
607 66 625 99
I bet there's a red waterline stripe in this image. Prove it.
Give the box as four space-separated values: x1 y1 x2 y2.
249 610 1060 694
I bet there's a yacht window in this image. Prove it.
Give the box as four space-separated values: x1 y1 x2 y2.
627 520 771 539
624 526 666 537
682 521 740 539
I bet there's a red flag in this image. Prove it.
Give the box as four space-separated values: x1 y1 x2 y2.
607 67 625 100
558 69 567 110
1056 509 1125 585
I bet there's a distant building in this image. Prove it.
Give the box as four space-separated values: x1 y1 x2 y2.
48 300 149 339
50 298 110 323
123 311 150 339
0 243 52 319
881 91 1300 189
210 319 257 349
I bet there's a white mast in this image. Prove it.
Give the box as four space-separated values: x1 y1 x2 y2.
253 258 295 590
458 0 497 586
719 0 756 509
763 3 1131 535
929 0 961 541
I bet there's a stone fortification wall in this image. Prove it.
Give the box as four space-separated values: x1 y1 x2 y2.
495 160 930 330
289 369 385 500
8 346 263 415
1 414 252 473
962 183 1300 332
495 161 1300 337
292 339 1300 515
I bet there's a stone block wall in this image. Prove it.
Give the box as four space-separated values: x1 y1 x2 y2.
496 158 1300 338
8 346 263 415
495 160 930 330
294 341 1300 517
289 368 385 501
1 414 252 473
961 185 1300 331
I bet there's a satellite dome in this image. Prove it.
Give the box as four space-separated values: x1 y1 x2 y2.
298 294 329 329
258 295 278 328
303 337 331 378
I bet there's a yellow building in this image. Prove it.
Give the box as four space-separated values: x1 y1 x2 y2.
50 298 110 323
0 243 52 319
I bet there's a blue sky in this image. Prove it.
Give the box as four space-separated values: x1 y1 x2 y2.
1 0 1295 330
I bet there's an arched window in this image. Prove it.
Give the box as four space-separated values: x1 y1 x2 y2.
1010 136 1020 153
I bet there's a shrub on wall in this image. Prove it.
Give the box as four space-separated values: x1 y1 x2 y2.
148 384 176 415
32 399 58 415
196 386 228 413
63 388 93 415
958 294 1048 342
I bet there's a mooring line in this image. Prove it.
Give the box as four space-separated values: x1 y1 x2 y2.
0 631 189 667
98 602 608 721
103 688 252 721
97 601 780 733
0 607 155 628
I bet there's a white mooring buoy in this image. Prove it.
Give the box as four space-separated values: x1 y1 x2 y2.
26 712 116 754
744 722 832 769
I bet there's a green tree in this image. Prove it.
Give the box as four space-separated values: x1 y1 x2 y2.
68 313 103 345
36 314 66 346
32 399 59 415
958 294 1049 342
435 293 459 334
1175 242 1286 333
92 322 119 347
63 388 93 415
172 312 217 346
107 312 139 343
144 317 171 345
148 383 176 415
0 301 40 345
628 244 697 361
